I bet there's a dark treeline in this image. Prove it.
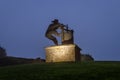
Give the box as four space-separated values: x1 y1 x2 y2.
0 56 45 67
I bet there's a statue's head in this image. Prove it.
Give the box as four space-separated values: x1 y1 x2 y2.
52 19 59 23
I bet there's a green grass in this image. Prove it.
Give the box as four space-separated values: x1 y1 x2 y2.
0 61 120 80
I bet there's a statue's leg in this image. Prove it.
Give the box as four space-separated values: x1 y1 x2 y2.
52 38 58 45
49 35 58 45
46 31 58 45
52 31 61 45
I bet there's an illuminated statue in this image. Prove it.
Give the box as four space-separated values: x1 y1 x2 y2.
45 19 81 62
45 19 74 45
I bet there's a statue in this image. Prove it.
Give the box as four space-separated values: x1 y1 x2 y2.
45 19 81 62
45 19 74 45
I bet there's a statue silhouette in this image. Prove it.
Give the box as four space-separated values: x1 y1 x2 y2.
45 19 74 45
45 19 64 45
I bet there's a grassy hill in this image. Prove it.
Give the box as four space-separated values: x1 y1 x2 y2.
0 61 120 80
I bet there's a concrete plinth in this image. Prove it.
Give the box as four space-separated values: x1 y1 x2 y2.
45 44 81 62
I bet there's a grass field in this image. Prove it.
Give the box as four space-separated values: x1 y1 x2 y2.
0 61 120 80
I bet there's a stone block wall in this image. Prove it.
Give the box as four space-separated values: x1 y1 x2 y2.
45 44 81 62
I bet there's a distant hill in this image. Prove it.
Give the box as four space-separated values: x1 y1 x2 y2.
0 56 45 66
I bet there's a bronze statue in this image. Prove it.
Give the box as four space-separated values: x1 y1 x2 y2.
45 19 64 45
45 19 74 45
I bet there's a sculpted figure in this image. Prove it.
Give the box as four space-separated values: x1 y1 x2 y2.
45 19 64 45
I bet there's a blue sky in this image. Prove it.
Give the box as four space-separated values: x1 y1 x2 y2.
0 0 120 61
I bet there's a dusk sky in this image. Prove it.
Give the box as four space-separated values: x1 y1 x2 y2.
0 0 120 61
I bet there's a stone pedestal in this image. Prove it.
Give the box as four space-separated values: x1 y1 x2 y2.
45 44 81 62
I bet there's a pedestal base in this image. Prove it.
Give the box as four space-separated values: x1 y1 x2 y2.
45 44 81 62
